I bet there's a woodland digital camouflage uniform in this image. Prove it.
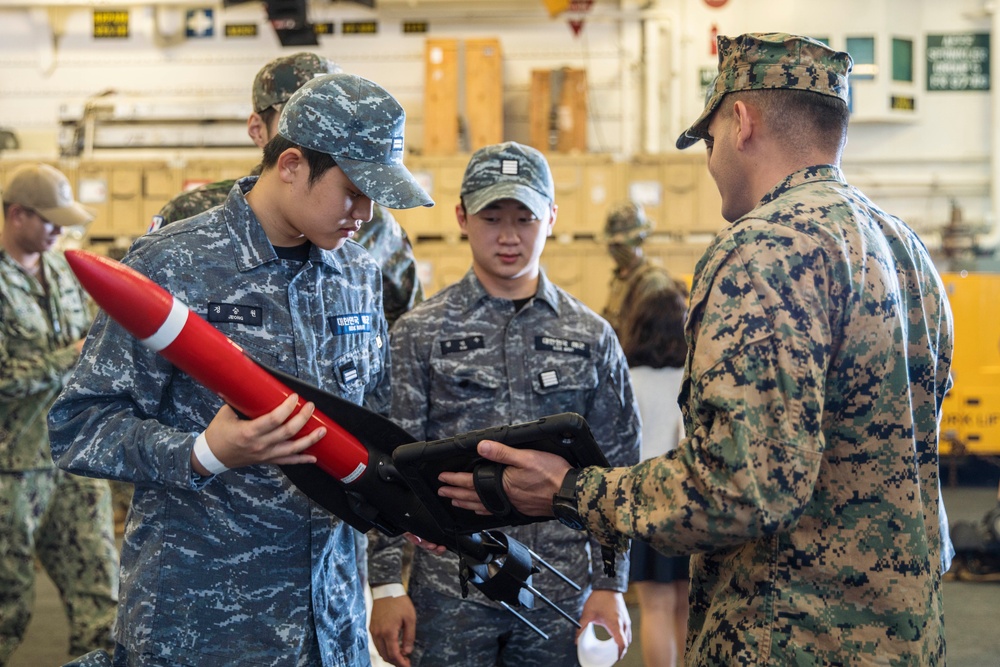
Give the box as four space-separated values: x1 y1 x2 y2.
0 249 118 660
602 259 674 336
252 52 341 114
50 177 389 666
155 179 424 327
576 33 953 665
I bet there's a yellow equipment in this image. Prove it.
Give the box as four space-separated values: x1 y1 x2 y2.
939 272 1000 457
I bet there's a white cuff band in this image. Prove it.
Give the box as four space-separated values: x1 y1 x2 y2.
193 432 228 475
371 583 406 600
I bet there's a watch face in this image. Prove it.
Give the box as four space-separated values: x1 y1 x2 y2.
557 515 586 531
554 501 585 531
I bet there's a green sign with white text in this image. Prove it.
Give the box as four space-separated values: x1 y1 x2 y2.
927 33 990 91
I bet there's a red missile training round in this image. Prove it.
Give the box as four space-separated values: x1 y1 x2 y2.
64 248 609 638
65 249 370 483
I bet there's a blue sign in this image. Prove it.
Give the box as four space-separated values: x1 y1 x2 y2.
186 8 215 38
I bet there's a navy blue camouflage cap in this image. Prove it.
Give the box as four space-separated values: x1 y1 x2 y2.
252 52 342 113
460 142 554 219
676 32 853 149
278 73 434 210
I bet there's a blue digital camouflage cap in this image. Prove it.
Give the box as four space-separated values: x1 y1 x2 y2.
676 32 853 149
460 142 554 220
278 73 434 210
252 52 342 113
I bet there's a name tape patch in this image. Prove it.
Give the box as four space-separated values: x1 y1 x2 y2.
440 335 485 355
208 302 262 326
534 335 590 357
330 313 372 335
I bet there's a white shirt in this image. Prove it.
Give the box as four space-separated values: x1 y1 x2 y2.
629 365 685 461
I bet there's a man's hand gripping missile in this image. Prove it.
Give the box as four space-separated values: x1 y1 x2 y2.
65 250 608 638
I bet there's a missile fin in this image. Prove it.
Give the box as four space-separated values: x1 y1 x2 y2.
255 360 417 534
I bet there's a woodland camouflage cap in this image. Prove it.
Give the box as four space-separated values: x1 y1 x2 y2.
252 52 342 113
604 201 651 243
278 73 433 210
676 32 853 149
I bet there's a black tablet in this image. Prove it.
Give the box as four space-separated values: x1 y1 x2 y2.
391 412 609 534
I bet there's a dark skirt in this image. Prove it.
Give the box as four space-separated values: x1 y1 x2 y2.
629 538 690 584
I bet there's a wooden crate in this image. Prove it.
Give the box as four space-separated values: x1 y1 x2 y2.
529 67 588 153
424 38 460 155
556 68 587 152
464 38 503 151
529 70 553 152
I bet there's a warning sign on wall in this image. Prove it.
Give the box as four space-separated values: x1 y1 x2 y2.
93 10 128 39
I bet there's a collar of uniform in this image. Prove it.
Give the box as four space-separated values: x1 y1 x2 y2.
225 176 342 274
533 269 561 315
454 267 561 316
756 164 845 211
0 248 45 294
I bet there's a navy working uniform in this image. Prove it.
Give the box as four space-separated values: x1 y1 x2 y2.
152 50 424 329
370 267 640 666
0 250 119 661
1 163 119 662
155 181 423 329
49 177 389 666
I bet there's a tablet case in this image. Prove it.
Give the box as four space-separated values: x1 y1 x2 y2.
391 412 609 534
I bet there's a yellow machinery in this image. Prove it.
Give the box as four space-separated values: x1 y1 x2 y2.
939 272 1000 458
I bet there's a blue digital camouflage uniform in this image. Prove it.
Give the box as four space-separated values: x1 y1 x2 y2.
577 165 953 665
0 249 119 661
153 179 424 328
369 268 640 666
48 176 390 667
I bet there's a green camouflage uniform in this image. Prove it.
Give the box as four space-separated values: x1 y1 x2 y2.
153 179 423 328
601 202 674 335
0 249 118 661
577 34 954 665
602 258 674 336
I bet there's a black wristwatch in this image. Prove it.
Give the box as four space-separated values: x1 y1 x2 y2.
552 468 585 531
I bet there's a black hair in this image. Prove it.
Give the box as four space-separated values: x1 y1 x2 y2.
257 105 280 131
620 280 689 369
260 135 338 186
